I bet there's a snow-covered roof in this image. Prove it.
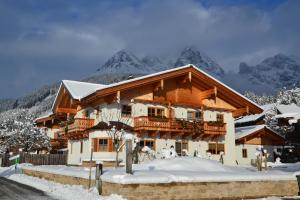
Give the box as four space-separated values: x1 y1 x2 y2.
62 80 106 100
235 103 275 124
35 111 53 122
276 103 300 115
235 125 265 140
235 124 283 140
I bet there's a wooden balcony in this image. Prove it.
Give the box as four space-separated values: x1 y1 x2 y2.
56 118 95 136
134 116 198 132
134 116 226 136
203 122 226 135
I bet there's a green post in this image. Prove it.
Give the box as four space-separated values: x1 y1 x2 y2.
296 175 300 195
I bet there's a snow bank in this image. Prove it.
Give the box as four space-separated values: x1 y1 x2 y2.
101 157 297 184
134 157 232 172
21 164 96 179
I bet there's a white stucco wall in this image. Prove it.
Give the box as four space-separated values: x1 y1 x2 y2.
67 101 237 166
235 144 281 166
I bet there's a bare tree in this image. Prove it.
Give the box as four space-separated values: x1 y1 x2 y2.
100 99 132 168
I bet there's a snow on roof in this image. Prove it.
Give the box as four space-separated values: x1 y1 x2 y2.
83 64 263 111
235 103 275 124
275 112 298 119
235 124 283 140
235 124 266 140
62 80 106 100
35 111 54 121
276 103 300 115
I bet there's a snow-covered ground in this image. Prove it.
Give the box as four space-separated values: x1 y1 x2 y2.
0 165 124 200
2 158 300 199
101 157 299 184
17 157 300 184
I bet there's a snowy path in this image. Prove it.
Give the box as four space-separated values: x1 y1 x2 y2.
0 177 55 200
0 166 124 200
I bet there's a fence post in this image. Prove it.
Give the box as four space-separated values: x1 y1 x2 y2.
126 135 133 174
95 161 103 194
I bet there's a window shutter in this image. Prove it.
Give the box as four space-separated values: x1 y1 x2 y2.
93 139 98 152
108 138 113 152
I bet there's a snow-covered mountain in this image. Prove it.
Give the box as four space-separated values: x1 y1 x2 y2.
141 56 170 72
238 54 300 92
174 47 225 78
96 50 152 74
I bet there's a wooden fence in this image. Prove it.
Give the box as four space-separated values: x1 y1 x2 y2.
0 153 68 167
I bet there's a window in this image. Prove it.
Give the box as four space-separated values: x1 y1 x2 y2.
80 141 83 153
217 114 224 123
84 109 92 118
156 108 164 117
148 108 156 117
187 111 195 120
93 138 113 152
195 111 202 121
99 139 108 151
148 107 165 118
208 143 225 155
122 105 132 116
139 140 155 150
242 149 247 158
175 141 189 156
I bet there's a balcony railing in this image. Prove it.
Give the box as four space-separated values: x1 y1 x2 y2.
134 116 199 132
56 118 95 135
203 121 226 135
134 116 226 135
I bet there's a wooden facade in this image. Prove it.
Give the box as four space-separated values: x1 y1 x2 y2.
236 127 285 146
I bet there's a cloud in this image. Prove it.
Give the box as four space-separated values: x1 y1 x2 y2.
0 0 299 98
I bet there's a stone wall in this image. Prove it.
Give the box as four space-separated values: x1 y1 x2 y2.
102 180 299 200
23 169 95 188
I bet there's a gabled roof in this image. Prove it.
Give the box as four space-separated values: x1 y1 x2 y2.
82 64 263 113
35 111 54 123
62 80 106 100
51 64 263 115
235 103 275 124
235 124 284 141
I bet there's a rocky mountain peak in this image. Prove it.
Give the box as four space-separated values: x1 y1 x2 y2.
97 50 151 74
174 46 225 78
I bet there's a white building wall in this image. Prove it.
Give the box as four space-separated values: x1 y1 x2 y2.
235 144 280 166
67 101 237 166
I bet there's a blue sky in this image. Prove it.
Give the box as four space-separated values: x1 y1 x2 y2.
0 0 299 98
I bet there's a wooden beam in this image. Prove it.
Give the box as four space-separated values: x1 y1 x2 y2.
232 106 249 117
161 79 164 90
117 90 121 102
179 72 192 84
56 107 77 114
188 71 192 82
154 79 164 91
198 87 217 100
